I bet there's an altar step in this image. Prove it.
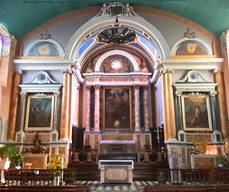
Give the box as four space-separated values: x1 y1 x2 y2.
68 161 168 181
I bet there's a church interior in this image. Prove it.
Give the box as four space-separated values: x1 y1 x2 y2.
0 0 229 191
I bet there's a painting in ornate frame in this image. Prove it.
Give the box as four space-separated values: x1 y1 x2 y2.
103 87 132 130
181 94 212 131
25 95 54 131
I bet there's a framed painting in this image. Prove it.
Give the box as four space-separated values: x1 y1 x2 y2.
103 87 131 130
25 95 54 131
182 95 212 131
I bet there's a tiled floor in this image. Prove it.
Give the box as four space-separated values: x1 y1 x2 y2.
77 181 157 192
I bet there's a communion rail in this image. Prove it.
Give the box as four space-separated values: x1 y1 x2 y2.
0 168 228 186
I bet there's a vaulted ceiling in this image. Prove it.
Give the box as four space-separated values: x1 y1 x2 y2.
1 0 229 39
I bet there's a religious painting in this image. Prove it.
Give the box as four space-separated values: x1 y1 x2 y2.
182 95 212 131
176 40 209 55
103 87 131 130
25 95 54 131
27 41 60 56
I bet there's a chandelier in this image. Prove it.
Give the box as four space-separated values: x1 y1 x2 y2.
98 16 136 44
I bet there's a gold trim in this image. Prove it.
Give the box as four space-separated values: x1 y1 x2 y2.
181 94 212 131
25 95 54 131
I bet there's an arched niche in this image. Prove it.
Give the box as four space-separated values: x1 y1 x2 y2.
24 39 65 56
171 37 212 56
95 50 139 72
65 13 170 69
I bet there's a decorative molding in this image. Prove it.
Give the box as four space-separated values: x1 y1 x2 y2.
83 72 151 77
174 83 217 93
20 84 62 93
97 2 136 17
178 70 208 83
24 71 58 84
183 28 196 39
14 59 71 71
161 58 223 71
39 29 51 40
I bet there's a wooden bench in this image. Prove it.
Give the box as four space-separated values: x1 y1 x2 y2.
144 184 229 192
0 185 89 192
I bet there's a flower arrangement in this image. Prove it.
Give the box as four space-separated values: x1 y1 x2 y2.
47 154 64 177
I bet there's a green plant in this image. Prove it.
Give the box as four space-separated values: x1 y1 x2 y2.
0 144 24 167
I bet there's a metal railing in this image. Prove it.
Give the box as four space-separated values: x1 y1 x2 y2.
0 168 228 186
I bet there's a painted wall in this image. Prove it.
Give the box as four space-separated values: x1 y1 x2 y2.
21 6 213 57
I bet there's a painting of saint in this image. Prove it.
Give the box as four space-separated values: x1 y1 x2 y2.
104 88 130 129
25 95 54 130
182 95 211 130
176 40 209 55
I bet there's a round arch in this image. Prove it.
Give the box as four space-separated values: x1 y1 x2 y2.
65 14 170 67
95 49 139 72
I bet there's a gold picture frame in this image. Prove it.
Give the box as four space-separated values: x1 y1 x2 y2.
25 95 54 131
103 87 132 131
182 94 212 131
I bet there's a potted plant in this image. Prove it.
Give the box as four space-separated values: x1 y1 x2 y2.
0 144 24 168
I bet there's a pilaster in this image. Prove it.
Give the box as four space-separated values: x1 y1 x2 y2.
85 85 91 132
143 85 149 131
94 85 100 132
8 72 22 141
134 85 140 132
60 72 68 140
214 70 229 137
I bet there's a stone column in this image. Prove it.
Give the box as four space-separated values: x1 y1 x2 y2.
162 71 176 141
134 85 140 132
85 85 91 132
19 91 26 132
60 72 68 140
175 91 183 130
8 72 22 141
73 82 80 127
214 70 229 137
143 86 150 131
94 85 100 132
53 91 60 130
67 73 72 141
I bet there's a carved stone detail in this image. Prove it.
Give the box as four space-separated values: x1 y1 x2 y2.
24 71 58 84
178 70 208 83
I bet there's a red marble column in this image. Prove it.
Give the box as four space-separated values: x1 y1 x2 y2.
94 85 100 132
85 85 91 132
134 85 140 132
143 85 150 131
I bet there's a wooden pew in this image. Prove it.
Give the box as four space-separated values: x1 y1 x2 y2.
0 185 89 192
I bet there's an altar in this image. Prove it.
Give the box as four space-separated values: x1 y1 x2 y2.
99 160 134 184
100 140 136 153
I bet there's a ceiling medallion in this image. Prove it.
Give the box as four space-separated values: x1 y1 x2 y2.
98 16 136 44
